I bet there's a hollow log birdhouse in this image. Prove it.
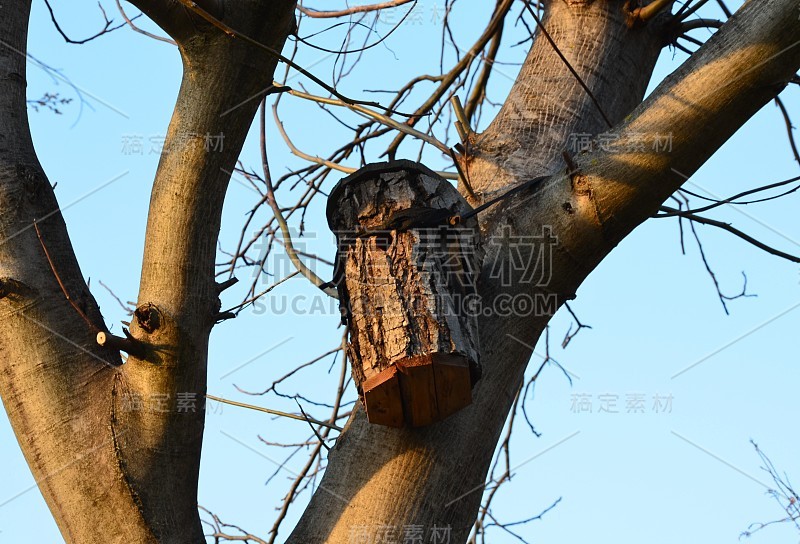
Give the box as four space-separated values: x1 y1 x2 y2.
327 160 481 427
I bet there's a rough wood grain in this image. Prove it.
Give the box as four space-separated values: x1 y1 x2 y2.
328 161 481 426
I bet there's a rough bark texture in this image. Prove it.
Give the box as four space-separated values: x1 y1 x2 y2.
0 0 296 542
0 2 146 541
466 0 666 197
115 3 295 537
287 1 800 543
328 161 480 427
2 0 800 542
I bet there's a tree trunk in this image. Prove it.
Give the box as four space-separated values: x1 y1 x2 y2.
287 1 800 542
0 0 295 541
1 0 799 543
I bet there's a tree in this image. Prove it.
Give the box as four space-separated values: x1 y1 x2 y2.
1 0 799 542
742 441 800 538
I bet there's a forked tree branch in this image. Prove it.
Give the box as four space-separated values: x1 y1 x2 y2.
288 2 800 542
287 2 667 541
2 0 299 541
585 0 800 241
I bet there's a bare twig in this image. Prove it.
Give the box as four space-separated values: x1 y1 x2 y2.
259 100 338 297
174 0 413 116
200 506 269 543
34 221 97 330
44 0 131 45
298 0 415 19
659 206 800 264
205 394 343 431
561 302 592 348
741 441 800 538
774 96 800 166
115 0 177 45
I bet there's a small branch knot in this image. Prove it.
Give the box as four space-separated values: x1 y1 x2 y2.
134 303 161 334
0 277 32 300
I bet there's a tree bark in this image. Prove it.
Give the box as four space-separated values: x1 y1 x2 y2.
287 1 800 542
0 1 295 541
0 2 148 541
327 161 481 427
3 0 800 542
288 2 668 541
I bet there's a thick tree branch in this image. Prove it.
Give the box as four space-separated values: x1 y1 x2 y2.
0 1 152 541
467 1 668 197
290 1 800 542
585 0 800 244
1 0 298 541
126 0 225 42
287 3 667 542
113 2 297 540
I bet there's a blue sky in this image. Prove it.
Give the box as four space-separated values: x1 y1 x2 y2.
1 1 799 542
